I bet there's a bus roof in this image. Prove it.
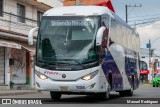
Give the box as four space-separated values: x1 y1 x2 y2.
43 6 139 37
44 6 113 17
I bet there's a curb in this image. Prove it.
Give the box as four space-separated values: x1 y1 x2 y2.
0 90 40 96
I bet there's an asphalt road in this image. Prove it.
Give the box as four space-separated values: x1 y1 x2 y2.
0 84 160 107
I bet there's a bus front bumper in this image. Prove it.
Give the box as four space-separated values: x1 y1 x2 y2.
35 75 107 93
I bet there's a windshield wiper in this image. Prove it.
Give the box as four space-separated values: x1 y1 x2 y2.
63 59 88 69
38 60 56 68
38 60 70 68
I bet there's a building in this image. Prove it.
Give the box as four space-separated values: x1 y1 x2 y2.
63 0 106 6
140 48 160 83
38 0 62 7
0 0 62 89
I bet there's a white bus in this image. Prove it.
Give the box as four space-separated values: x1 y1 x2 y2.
28 6 140 101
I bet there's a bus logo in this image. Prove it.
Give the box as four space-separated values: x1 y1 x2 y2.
62 74 66 78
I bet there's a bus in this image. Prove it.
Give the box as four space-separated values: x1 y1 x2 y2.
28 6 140 101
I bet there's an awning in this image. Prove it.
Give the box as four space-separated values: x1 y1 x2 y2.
0 39 36 55
0 39 21 49
140 70 149 74
14 41 36 55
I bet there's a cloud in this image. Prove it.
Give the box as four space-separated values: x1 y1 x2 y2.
137 20 160 56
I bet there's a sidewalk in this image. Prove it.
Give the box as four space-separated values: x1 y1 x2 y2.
0 89 40 96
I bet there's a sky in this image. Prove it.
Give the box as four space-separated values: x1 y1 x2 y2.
110 0 160 55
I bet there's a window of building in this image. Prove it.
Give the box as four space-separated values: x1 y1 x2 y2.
140 61 148 70
17 3 25 23
37 11 43 26
0 0 3 16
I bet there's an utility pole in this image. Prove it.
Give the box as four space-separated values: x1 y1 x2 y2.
149 39 151 66
148 39 152 83
147 39 154 83
125 4 142 23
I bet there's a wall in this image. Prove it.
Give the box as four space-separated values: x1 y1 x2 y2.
64 0 106 6
0 47 5 84
11 48 26 84
38 0 62 7
0 0 44 35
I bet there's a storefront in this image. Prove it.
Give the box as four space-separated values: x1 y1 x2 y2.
10 48 27 84
140 61 149 83
140 70 149 83
0 39 35 89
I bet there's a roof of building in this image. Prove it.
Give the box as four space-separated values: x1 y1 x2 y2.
0 28 27 37
0 28 37 40
33 0 53 8
18 0 53 11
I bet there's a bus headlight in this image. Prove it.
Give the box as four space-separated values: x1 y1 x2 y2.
35 70 48 80
39 74 47 80
81 70 99 80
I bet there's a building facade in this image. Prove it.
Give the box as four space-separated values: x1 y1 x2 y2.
38 0 62 7
63 0 106 6
0 0 62 89
140 48 160 83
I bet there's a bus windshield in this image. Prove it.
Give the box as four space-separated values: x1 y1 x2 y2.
36 16 100 70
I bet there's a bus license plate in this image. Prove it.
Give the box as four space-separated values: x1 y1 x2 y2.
60 86 68 91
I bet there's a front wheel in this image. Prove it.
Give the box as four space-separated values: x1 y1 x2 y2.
119 91 126 97
50 92 61 101
99 85 110 100
126 88 133 96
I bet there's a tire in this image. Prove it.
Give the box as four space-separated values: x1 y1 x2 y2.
99 85 110 101
108 74 112 90
50 92 61 101
126 88 133 96
153 85 155 87
156 85 158 87
119 91 126 97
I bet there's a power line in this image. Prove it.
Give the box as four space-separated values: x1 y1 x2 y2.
129 16 160 23
125 4 142 23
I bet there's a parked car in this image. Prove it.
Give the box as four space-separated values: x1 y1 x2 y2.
153 73 160 87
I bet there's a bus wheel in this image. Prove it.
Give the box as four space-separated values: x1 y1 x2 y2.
153 85 155 87
126 88 133 96
119 91 126 97
50 92 61 101
99 85 110 100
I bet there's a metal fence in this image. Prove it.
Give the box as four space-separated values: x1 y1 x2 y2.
0 11 39 35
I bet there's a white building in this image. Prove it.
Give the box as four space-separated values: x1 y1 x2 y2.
0 0 62 89
140 48 160 83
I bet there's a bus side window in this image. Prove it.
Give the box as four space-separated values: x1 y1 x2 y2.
102 28 109 48
101 14 109 47
98 28 109 62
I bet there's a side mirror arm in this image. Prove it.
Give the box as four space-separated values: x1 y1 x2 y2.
28 27 38 45
96 27 106 46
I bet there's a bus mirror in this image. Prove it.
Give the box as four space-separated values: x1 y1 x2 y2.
28 27 38 45
96 26 106 46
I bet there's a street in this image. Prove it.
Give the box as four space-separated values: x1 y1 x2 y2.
0 84 160 107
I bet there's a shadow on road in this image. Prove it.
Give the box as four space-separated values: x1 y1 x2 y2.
43 92 124 104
